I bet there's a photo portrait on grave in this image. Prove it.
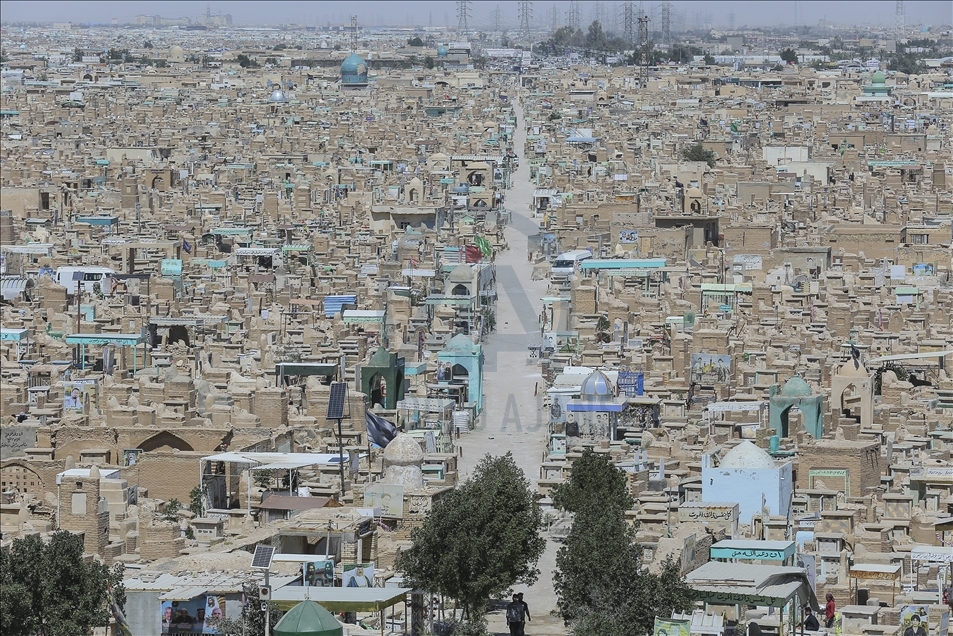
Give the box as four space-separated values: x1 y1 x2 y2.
343 563 374 587
654 617 691 636
900 607 928 636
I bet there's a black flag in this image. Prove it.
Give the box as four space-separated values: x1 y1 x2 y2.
365 409 397 448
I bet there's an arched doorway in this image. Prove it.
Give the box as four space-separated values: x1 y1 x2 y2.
451 284 469 296
138 431 194 453
168 325 190 347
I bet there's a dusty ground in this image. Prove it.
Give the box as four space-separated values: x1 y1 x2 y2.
454 91 569 636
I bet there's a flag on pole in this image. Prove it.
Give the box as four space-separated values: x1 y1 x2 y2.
464 245 482 263
182 239 192 254
474 235 492 257
365 409 397 448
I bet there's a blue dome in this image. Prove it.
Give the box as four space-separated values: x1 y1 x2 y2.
341 53 368 84
437 45 449 58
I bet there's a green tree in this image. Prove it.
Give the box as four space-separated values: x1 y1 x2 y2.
160 498 182 521
0 531 126 636
189 486 204 516
236 53 258 68
424 55 435 69
552 449 633 513
680 143 716 168
143 40 154 49
396 453 545 621
780 48 798 64
552 451 693 635
407 36 424 47
703 53 715 65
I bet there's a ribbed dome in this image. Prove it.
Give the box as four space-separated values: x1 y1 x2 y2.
580 370 613 397
720 440 775 469
274 600 342 636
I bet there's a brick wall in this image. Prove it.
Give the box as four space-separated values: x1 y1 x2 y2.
120 451 205 503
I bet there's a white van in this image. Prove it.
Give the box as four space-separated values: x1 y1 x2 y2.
54 266 117 296
551 250 593 278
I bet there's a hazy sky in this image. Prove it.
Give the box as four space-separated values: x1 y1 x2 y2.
0 1 949 29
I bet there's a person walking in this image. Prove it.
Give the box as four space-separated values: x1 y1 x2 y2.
506 594 525 636
517 593 530 634
825 593 836 628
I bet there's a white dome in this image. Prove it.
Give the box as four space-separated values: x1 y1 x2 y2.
580 370 613 397
720 440 775 469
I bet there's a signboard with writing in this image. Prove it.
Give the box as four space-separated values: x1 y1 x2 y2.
0 424 38 460
808 468 850 493
694 590 789 608
679 503 739 523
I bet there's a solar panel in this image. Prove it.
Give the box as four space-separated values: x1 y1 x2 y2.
326 382 348 420
251 545 275 570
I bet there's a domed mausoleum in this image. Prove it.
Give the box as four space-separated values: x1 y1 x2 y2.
341 53 369 89
702 440 793 524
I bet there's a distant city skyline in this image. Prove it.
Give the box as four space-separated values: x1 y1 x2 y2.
0 1 949 30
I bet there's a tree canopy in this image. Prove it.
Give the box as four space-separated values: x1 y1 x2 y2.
681 143 717 168
0 531 126 636
552 451 694 636
780 48 798 64
396 452 545 620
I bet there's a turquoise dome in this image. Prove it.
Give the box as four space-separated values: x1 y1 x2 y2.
341 53 368 84
780 375 813 397
437 45 449 58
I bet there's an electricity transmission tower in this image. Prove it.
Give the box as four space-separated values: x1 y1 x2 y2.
567 0 580 31
592 1 604 25
456 0 471 38
638 14 650 85
623 2 635 45
895 0 905 43
550 6 559 33
657 2 671 49
519 1 532 42
493 5 503 33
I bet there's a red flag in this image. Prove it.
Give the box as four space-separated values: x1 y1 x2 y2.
465 245 482 263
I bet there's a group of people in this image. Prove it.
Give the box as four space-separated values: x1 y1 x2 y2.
801 593 837 632
505 593 531 636
161 597 223 634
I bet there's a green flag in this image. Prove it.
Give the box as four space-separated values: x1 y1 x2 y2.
474 235 492 257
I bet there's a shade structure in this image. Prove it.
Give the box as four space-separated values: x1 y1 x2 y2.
274 600 343 636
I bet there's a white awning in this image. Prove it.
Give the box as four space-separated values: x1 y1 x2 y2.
201 452 341 466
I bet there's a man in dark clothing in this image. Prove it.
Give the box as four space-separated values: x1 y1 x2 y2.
517 593 531 632
803 606 820 631
505 594 525 636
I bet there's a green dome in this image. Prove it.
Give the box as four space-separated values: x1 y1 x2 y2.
871 70 885 85
780 375 813 397
274 601 343 636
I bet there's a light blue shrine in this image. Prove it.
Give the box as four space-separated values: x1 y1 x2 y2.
436 334 484 415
